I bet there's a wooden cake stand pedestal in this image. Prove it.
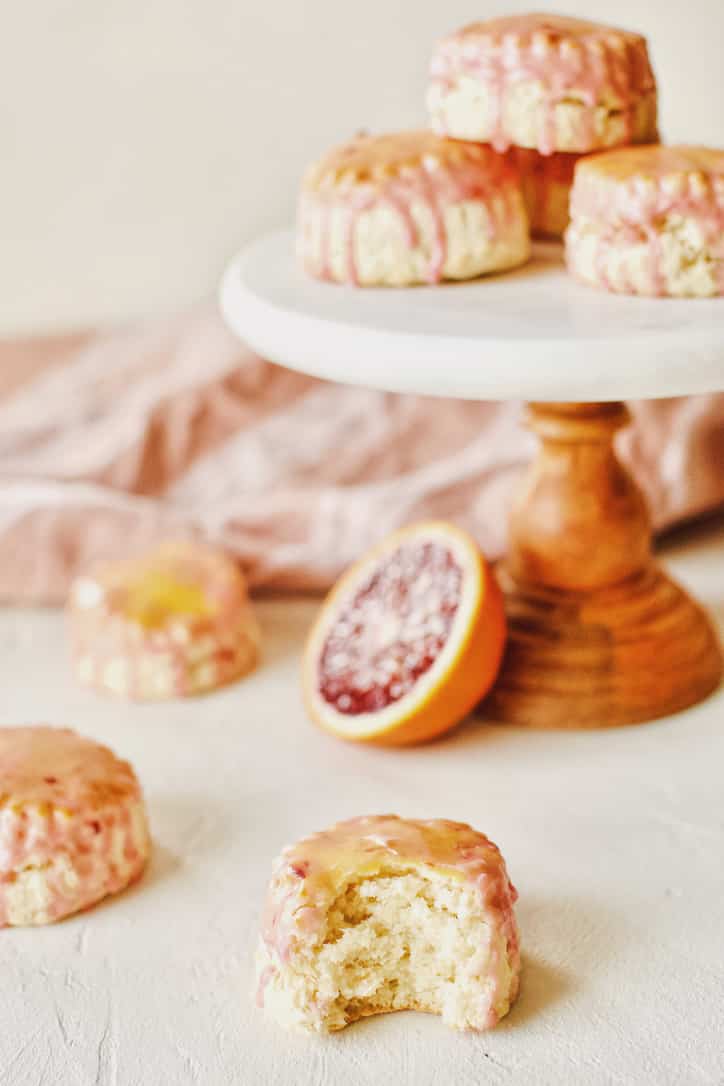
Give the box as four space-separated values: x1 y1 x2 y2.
486 401 721 727
221 233 724 728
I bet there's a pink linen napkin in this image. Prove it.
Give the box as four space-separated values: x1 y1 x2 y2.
0 303 722 603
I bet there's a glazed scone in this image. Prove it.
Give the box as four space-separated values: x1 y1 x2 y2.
68 541 259 700
565 145 724 297
298 131 530 285
255 815 520 1032
508 147 580 238
428 14 658 155
0 726 150 926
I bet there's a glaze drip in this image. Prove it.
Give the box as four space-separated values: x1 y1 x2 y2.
567 145 724 295
430 14 657 154
300 132 522 284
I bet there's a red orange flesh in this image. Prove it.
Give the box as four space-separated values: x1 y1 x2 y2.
303 522 506 746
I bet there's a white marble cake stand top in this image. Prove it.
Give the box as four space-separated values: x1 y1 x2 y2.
220 230 724 402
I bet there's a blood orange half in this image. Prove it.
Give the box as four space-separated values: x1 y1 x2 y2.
303 522 506 745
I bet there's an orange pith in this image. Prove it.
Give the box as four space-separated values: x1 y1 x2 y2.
303 522 506 746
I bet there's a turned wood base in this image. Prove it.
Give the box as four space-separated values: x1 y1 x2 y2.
486 564 722 728
483 402 723 728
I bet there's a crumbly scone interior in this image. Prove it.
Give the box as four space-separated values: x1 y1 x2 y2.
306 867 510 1031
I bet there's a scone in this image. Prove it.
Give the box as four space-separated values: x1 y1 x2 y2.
509 148 580 238
255 815 520 1032
428 14 658 155
565 145 724 297
297 131 530 285
0 726 150 926
68 541 259 699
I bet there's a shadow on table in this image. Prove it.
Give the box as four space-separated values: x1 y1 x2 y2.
52 841 181 930
401 712 541 755
499 952 572 1030
253 599 317 670
99 841 181 918
147 793 231 861
95 793 233 919
498 891 632 1033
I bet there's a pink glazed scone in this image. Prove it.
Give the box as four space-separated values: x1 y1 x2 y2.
428 14 658 155
255 815 520 1032
297 131 530 285
68 541 259 700
0 726 150 926
566 145 724 296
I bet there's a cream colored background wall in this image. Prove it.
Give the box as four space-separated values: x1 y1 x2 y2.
1 1 722 333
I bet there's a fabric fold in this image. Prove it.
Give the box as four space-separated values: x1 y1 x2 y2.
1 304 722 603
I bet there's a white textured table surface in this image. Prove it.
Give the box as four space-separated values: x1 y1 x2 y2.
1 523 723 1086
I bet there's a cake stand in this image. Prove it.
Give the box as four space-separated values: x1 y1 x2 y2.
220 231 724 728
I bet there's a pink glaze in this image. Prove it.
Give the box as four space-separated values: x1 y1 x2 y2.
568 146 724 296
67 540 259 698
300 136 522 285
430 15 656 155
0 727 149 926
593 232 613 291
255 965 274 1008
70 612 257 700
257 814 520 1024
417 170 448 283
648 230 666 297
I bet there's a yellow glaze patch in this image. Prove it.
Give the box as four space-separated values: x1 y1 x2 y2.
122 571 211 628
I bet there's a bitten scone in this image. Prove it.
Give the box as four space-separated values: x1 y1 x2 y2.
0 727 150 926
565 145 724 297
255 815 520 1032
298 131 530 285
428 14 658 155
68 541 259 700
508 148 580 238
